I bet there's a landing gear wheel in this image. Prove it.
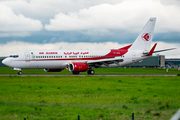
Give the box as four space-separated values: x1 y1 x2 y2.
87 69 95 75
72 71 80 75
18 71 22 75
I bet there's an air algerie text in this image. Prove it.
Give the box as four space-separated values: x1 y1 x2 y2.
39 52 58 54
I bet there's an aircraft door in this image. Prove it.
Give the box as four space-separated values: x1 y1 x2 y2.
25 52 30 62
132 52 136 62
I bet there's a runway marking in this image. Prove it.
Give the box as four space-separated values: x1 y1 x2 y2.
0 74 177 76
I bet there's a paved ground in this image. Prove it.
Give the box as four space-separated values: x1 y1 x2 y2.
0 74 177 76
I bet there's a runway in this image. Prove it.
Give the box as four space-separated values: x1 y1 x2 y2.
0 74 177 76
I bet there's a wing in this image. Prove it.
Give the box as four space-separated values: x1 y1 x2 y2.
87 58 124 68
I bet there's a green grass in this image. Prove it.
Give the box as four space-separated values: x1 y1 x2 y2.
0 67 180 75
0 76 180 119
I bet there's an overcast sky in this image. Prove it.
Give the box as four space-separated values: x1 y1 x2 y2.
0 0 180 58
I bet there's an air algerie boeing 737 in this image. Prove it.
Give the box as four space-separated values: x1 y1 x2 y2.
2 18 175 75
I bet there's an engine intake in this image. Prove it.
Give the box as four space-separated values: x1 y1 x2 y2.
44 69 62 72
68 62 88 72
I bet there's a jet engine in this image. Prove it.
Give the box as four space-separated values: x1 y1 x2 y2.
44 69 62 72
68 62 89 72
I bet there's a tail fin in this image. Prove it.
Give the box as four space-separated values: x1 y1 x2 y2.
129 17 156 52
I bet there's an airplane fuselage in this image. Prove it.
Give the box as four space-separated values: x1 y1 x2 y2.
2 49 147 69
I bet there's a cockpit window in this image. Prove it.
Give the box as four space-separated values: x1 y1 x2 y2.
9 55 19 58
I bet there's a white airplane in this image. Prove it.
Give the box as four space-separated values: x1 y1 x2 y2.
2 17 175 75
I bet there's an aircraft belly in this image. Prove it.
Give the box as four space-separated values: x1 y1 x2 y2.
28 61 67 69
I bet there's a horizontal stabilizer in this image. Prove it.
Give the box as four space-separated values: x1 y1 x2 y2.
143 46 176 56
153 48 176 53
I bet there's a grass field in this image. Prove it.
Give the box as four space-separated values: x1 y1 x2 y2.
0 75 180 119
0 67 180 75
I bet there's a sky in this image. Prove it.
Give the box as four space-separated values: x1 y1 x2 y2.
0 0 180 58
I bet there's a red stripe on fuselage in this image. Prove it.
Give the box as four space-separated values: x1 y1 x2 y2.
105 44 131 57
15 46 130 62
118 44 132 50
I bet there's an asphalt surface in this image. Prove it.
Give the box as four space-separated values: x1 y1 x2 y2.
0 74 177 76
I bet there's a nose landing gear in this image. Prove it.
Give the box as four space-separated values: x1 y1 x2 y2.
11 68 22 75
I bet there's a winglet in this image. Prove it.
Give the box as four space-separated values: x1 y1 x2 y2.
146 43 157 56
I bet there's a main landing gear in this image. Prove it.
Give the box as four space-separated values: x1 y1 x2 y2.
18 71 22 75
72 69 95 75
87 69 95 75
72 71 80 75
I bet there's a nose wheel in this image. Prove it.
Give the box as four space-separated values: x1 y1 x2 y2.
87 69 95 75
18 71 22 75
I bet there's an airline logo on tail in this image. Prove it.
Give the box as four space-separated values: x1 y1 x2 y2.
141 33 151 41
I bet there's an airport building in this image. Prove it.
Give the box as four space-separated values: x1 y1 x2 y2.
165 58 180 68
0 56 180 68
126 55 165 68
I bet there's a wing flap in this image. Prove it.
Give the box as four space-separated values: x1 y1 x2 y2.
87 58 124 68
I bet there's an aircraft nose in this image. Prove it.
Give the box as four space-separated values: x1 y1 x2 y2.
2 58 9 66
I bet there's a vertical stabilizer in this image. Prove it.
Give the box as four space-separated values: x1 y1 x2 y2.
129 18 156 52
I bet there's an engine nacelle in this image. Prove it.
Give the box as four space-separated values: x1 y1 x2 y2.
68 62 89 72
44 69 62 72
